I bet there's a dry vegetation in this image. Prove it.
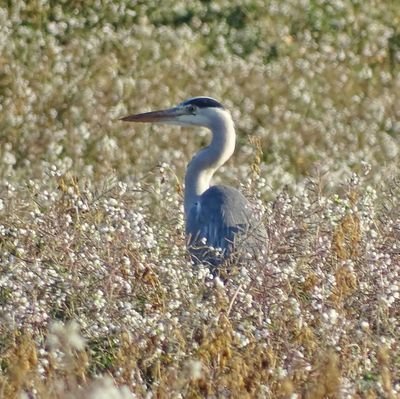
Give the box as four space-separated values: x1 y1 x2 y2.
1 1 400 398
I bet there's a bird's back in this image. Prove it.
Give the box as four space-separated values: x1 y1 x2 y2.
186 185 266 266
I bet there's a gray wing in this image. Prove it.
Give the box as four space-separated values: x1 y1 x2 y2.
186 185 265 266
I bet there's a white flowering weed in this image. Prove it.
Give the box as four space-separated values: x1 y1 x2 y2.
0 1 399 398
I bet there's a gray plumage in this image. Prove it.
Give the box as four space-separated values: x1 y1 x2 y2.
186 185 264 266
121 96 266 267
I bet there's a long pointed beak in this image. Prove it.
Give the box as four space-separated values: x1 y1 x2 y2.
120 107 185 123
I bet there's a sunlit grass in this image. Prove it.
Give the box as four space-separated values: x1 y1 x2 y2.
0 1 399 397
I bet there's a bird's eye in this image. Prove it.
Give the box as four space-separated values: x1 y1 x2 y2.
187 104 196 114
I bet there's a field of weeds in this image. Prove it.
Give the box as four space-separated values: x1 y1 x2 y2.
0 1 400 398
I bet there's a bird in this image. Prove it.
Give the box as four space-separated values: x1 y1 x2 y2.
121 96 266 268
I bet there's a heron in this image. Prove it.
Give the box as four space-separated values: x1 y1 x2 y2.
121 96 266 267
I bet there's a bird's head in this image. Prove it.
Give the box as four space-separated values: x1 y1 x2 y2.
120 96 232 129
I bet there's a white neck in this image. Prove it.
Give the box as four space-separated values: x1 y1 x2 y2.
184 111 236 216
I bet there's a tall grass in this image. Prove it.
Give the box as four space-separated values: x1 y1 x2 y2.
0 1 399 397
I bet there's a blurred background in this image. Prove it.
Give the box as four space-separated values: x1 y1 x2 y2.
1 0 399 198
